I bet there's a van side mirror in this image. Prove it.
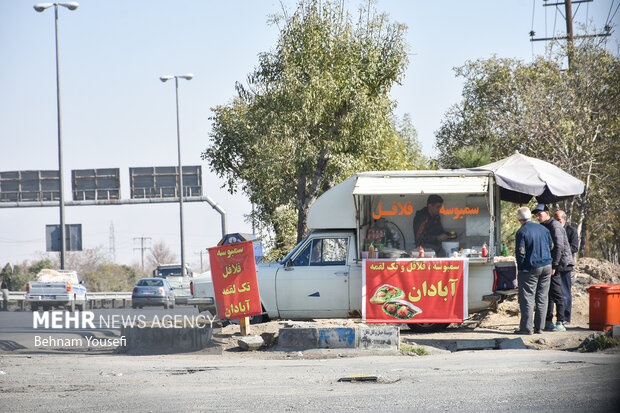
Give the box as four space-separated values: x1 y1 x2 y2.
80 280 86 284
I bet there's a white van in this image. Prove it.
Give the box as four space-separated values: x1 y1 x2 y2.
191 170 512 331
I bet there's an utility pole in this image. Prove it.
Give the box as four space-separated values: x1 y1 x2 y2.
564 0 574 67
109 221 116 262
195 250 205 272
529 0 612 70
133 236 151 273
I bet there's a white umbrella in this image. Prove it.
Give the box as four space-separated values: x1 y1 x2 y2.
472 152 585 203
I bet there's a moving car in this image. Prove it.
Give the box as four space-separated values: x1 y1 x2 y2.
153 263 192 304
26 269 87 311
132 278 175 309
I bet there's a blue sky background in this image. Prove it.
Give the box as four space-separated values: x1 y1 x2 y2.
1 0 618 268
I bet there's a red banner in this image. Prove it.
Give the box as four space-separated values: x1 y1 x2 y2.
208 241 261 320
363 259 468 323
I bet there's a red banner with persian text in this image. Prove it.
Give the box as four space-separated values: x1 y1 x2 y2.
208 241 262 320
363 259 468 323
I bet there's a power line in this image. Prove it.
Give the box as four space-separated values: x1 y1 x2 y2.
529 0 612 69
133 236 151 273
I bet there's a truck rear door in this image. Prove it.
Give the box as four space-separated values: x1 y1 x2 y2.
275 235 350 318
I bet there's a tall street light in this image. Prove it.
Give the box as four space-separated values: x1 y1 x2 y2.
34 2 79 270
160 73 194 276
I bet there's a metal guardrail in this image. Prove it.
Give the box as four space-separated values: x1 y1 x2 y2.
1 291 132 300
87 292 132 300
1 291 133 310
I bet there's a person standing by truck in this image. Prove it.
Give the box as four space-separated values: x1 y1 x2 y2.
413 194 451 257
553 210 579 324
515 206 553 335
533 204 573 332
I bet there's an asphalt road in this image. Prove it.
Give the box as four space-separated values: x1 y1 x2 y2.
1 350 618 412
1 308 619 411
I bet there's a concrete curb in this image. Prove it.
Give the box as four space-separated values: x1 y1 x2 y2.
118 326 213 354
402 336 528 352
277 325 399 351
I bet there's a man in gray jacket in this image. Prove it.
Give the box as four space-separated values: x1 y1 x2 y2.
533 204 574 332
554 210 579 323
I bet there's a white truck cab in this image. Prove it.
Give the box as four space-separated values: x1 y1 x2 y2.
153 264 193 304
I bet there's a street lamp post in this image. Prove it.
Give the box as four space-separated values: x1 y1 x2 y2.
34 2 79 270
160 74 194 276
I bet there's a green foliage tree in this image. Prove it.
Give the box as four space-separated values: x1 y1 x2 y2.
2 251 143 292
1 263 12 289
28 259 55 276
449 145 492 169
203 0 424 256
435 40 620 262
8 263 28 291
0 260 50 291
82 264 139 292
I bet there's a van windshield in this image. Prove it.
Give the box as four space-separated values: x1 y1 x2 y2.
281 234 312 264
155 267 182 277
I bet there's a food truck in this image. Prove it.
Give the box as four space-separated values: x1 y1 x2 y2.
190 169 515 331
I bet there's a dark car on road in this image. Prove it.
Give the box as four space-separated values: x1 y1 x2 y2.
132 278 175 309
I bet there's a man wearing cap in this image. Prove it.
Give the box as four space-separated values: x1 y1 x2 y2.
554 210 580 324
533 204 574 332
515 206 553 335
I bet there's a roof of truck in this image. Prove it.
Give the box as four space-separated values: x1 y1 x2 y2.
307 170 494 230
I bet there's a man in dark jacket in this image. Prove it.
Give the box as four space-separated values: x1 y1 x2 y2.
533 204 574 332
515 206 553 335
554 210 580 323
413 194 451 256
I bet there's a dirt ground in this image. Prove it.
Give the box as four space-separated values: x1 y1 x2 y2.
214 258 620 355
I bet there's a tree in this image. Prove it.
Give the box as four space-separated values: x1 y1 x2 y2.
435 40 620 261
1 263 12 289
395 113 427 170
147 241 177 269
449 145 492 169
1 259 52 291
203 0 422 254
63 249 108 278
28 259 55 276
83 264 139 292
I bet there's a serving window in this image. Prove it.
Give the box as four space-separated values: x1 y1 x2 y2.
358 193 492 258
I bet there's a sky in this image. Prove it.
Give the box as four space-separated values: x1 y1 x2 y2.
1 0 618 270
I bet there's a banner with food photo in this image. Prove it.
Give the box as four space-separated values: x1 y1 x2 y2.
208 241 262 321
362 259 468 323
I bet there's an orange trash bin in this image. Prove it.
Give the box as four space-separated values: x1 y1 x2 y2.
587 284 620 331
